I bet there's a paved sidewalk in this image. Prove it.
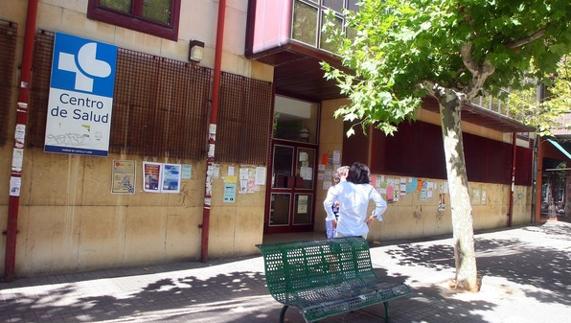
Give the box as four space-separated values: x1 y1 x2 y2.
1 222 570 322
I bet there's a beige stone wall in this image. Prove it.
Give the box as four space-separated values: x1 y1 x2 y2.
0 0 272 81
316 99 533 241
0 147 265 275
0 0 269 276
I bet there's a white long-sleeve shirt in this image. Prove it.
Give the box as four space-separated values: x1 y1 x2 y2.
323 181 387 238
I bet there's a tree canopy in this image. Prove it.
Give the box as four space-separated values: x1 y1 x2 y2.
323 0 571 292
323 0 571 135
508 56 571 136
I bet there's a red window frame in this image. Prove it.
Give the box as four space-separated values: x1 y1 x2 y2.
87 0 181 41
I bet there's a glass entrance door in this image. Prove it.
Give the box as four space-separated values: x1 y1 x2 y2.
265 95 319 233
266 143 316 233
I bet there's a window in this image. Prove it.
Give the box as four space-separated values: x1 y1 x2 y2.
273 96 319 144
291 0 359 53
87 0 181 40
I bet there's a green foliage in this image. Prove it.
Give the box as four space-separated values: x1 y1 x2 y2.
323 0 571 135
509 57 571 136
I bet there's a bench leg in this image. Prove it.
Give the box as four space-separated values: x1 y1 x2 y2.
279 305 289 323
383 302 390 323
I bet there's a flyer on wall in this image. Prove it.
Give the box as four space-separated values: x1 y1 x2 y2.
162 163 182 193
143 162 162 193
111 160 135 194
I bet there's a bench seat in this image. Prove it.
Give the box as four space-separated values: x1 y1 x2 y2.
257 237 411 322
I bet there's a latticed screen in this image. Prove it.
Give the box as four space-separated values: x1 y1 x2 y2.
216 72 273 165
0 20 17 146
28 31 53 148
109 49 211 159
28 31 211 160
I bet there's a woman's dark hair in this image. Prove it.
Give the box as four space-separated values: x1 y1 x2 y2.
347 162 370 184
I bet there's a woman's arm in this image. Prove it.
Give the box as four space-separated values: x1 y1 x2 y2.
370 186 387 221
323 185 340 221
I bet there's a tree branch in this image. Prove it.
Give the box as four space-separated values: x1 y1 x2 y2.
460 43 478 75
506 28 546 49
460 42 495 100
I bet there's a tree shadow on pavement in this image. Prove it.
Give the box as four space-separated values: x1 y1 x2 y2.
0 265 498 323
385 229 571 307
0 271 273 322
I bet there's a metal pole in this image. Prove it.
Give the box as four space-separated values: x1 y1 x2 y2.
200 0 226 263
507 132 517 227
535 137 544 224
4 0 39 281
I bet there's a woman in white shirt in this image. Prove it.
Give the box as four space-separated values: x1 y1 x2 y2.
323 162 387 239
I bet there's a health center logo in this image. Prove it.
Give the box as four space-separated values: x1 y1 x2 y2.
58 42 112 93
50 33 117 98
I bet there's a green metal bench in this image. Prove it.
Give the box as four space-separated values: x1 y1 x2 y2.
257 237 411 322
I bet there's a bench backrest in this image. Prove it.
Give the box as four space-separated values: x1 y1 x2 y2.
257 237 376 301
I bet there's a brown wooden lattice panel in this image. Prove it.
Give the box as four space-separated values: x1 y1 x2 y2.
217 72 272 165
0 20 18 146
28 31 211 160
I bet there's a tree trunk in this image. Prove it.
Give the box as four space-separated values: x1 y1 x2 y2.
438 91 479 292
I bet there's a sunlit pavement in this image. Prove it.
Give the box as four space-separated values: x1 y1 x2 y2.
1 221 570 322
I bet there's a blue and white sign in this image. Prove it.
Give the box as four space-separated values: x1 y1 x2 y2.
44 32 118 156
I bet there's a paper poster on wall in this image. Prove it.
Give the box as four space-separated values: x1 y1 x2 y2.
224 175 237 184
386 184 394 201
438 193 446 211
400 183 407 196
332 150 341 164
223 183 236 203
481 190 487 204
320 153 329 165
420 189 428 200
239 178 248 194
181 164 192 179
370 175 377 188
255 167 266 185
471 188 481 205
213 164 220 179
406 178 418 193
162 164 181 193
440 182 448 193
111 160 135 194
239 167 249 180
9 176 21 197
248 168 256 193
143 162 162 193
227 166 235 176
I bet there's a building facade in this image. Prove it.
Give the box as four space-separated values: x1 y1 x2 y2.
0 0 534 278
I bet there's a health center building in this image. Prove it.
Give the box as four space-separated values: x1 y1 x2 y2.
0 0 536 278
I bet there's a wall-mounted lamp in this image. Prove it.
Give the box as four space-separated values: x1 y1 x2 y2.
189 40 205 63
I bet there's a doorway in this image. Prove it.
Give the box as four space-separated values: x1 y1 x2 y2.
265 96 319 233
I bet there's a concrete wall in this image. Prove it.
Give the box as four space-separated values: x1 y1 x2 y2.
315 99 533 241
0 0 271 276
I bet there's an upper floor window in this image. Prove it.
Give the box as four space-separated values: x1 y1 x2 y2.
291 0 359 53
87 0 181 41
